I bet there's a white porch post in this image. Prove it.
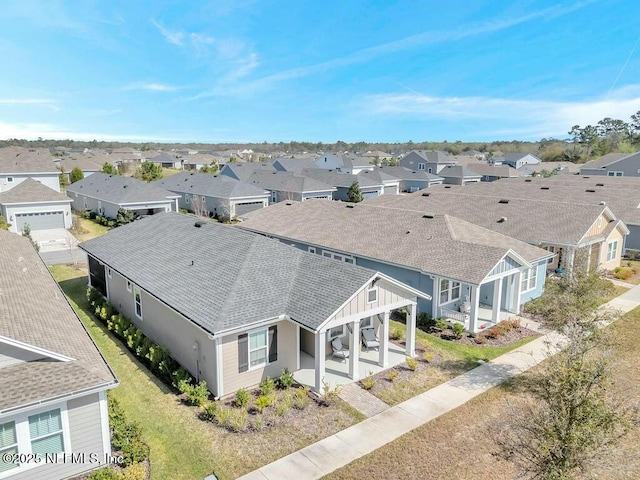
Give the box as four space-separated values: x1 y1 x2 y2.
405 303 416 357
379 311 390 367
567 247 575 274
513 271 522 314
431 276 439 319
296 325 301 371
492 277 503 323
314 330 326 394
214 336 224 398
349 320 360 380
586 244 593 272
469 285 479 332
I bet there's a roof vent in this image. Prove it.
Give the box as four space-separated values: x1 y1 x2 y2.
285 202 293 206
524 179 532 183
498 216 507 223
422 214 434 219
540 187 549 190
346 204 355 208
498 199 509 204
583 176 590 179
194 221 206 228
444 186 451 189
596 183 604 186
123 185 127 188
599 201 606 205
406 230 411 234
422 192 430 197
585 189 596 193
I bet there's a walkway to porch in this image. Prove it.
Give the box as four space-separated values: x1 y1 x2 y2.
293 342 407 391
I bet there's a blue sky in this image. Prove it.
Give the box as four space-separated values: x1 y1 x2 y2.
1 0 639 143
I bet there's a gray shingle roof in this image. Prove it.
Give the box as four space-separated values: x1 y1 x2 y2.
272 157 318 172
153 171 269 199
579 152 635 169
464 164 523 178
79 213 377 333
57 151 107 172
0 178 71 204
0 146 57 174
377 166 444 182
437 165 483 179
403 150 456 164
0 231 117 412
301 168 383 188
221 162 275 181
66 172 178 205
239 201 551 285
247 170 335 193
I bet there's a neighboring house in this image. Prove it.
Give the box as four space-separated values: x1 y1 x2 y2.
313 153 374 174
377 166 444 192
149 153 183 170
0 230 118 479
0 147 60 193
153 171 270 219
526 162 580 176
356 169 401 195
490 153 541 170
398 150 457 174
301 168 384 200
244 170 336 203
579 151 640 177
80 213 427 394
0 179 72 233
182 153 218 171
219 162 276 182
361 150 394 163
465 164 524 182
437 166 483 185
55 151 107 181
460 149 488 160
367 185 629 273
240 201 553 333
66 173 180 218
272 157 319 172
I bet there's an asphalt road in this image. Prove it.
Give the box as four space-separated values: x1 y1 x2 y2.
39 248 88 266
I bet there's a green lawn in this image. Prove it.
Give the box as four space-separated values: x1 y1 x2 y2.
71 216 110 242
51 265 363 480
161 167 182 177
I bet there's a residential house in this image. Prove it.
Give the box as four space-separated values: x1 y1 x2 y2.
460 149 488 160
55 150 109 181
0 179 72 233
301 169 384 200
579 151 640 177
0 147 60 193
80 213 427 394
465 164 524 182
219 162 276 182
153 171 270 219
361 151 394 163
244 170 336 203
366 185 629 273
490 153 541 171
272 157 319 172
182 153 218 172
240 200 553 333
437 165 483 185
377 166 444 192
65 173 180 218
314 153 374 174
149 153 183 170
398 150 457 174
356 169 401 195
0 230 118 479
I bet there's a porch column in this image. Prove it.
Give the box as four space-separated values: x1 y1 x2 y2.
492 277 503 323
469 285 479 332
379 311 390 367
566 247 575 274
513 271 522 314
214 337 224 398
431 276 439 319
314 330 326 394
296 325 301 371
586 244 593 272
405 303 416 357
349 320 360 380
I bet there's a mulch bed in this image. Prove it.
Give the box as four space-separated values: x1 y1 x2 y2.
427 324 539 347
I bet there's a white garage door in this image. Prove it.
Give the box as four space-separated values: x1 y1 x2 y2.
383 185 398 195
16 211 65 231
362 191 379 199
234 202 265 216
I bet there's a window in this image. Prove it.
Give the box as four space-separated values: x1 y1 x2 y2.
248 329 268 368
606 240 618 262
607 171 623 176
271 191 277 203
0 421 17 474
361 317 373 328
543 246 556 264
202 196 206 202
83 198 87 209
28 409 63 456
126 280 132 292
367 287 378 303
321 249 355 264
344 258 354 264
328 325 345 340
409 186 420 193
521 267 537 292
308 246 316 254
185 195 190 204
439 279 461 304
134 287 142 319
107 268 112 279
98 201 103 215
418 163 425 171
6 177 13 183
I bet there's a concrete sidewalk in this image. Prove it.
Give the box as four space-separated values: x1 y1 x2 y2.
238 284 640 480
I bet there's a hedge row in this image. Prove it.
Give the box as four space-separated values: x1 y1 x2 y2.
87 287 193 389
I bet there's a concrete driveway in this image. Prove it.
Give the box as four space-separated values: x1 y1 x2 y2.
30 229 87 266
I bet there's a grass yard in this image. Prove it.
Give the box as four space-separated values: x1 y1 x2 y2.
617 260 640 285
71 216 110 242
372 321 537 405
51 265 364 480
325 307 640 480
161 167 182 177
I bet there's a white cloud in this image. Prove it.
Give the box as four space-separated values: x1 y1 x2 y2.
0 98 59 111
0 120 170 142
152 19 184 46
124 82 182 93
362 86 640 139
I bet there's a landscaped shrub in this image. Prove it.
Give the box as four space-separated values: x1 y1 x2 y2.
260 377 275 396
179 380 209 407
88 468 121 480
320 380 341 406
614 266 634 280
235 388 250 408
485 327 500 339
274 394 294 417
435 318 448 332
389 324 404 340
422 349 434 362
387 369 400 382
405 356 418 371
451 323 465 339
276 368 295 389
417 312 434 330
214 406 248 432
360 374 376 390
108 395 149 467
474 335 488 344
255 394 274 413
293 386 311 409
201 402 218 421
122 463 146 480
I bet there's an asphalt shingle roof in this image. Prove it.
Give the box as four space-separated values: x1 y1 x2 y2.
80 213 377 333
221 162 275 181
377 166 444 182
240 201 551 285
301 168 383 188
0 231 116 412
0 178 71 204
66 172 178 204
0 146 57 174
579 152 635 169
247 170 335 193
154 171 269 199
437 165 483 179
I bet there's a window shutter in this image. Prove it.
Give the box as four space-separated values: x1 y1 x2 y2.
268 326 278 363
238 334 248 373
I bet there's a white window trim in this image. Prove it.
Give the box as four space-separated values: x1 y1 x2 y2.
0 403 71 479
521 267 538 293
134 286 143 320
367 287 378 304
271 191 277 203
607 171 623 176
418 163 425 171
439 279 461 305
106 268 112 279
428 167 433 174
327 325 345 341
320 249 355 264
308 246 316 254
247 327 269 371
409 186 420 193
126 280 132 293
361 317 373 329
6 177 13 183
606 240 618 262
185 195 190 204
